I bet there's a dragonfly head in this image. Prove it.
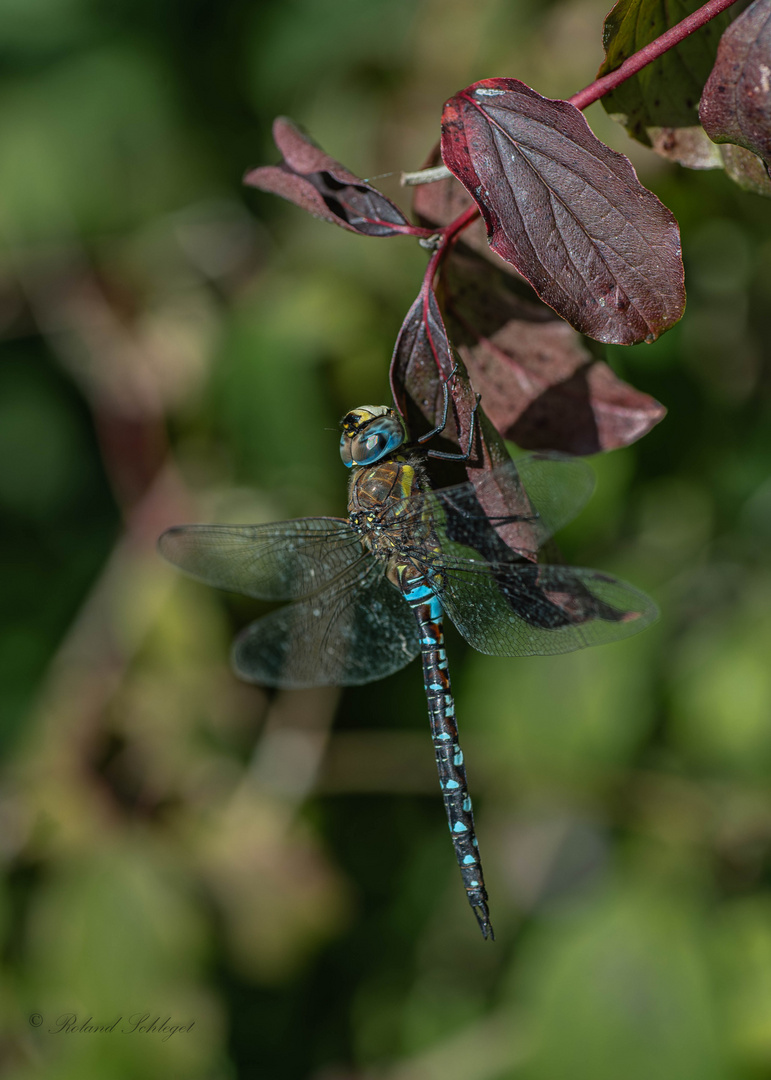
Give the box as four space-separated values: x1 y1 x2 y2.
339 406 406 467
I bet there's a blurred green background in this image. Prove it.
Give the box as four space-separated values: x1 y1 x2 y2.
3 0 771 1077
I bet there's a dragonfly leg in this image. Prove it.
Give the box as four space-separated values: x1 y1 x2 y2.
425 391 482 463
399 570 494 940
416 364 482 464
416 363 458 445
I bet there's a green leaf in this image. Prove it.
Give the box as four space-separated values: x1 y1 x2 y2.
599 0 739 148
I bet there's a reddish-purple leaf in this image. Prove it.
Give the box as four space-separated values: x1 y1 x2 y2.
389 285 462 446
388 285 510 471
441 250 666 454
700 0 771 170
440 78 686 345
244 117 416 237
412 169 666 451
390 285 551 559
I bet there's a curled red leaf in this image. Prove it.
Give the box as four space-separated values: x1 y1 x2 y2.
244 117 416 237
700 0 771 171
440 78 686 345
389 285 546 559
388 283 519 478
389 285 461 446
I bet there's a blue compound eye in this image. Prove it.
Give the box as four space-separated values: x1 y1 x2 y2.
355 419 404 464
340 412 405 467
340 432 353 467
364 433 384 456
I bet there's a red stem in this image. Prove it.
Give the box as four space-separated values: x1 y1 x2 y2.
570 0 743 111
440 205 478 243
421 205 479 291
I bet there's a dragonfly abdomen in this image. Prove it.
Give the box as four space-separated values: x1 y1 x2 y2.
397 566 494 941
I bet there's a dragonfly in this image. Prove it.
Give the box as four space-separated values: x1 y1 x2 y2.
158 402 657 940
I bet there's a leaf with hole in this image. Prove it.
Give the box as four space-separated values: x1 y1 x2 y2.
244 117 416 237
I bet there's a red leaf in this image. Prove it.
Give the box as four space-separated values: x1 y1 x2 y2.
389 286 545 558
244 117 414 237
700 0 771 170
440 78 686 345
388 284 514 476
441 250 666 454
412 169 666 452
389 285 460 445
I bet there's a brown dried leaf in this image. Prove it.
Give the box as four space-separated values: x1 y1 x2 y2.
720 141 771 193
648 125 724 168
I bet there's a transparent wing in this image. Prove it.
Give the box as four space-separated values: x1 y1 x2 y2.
232 558 420 688
389 454 595 558
433 548 658 657
508 453 595 540
158 454 592 601
158 517 364 600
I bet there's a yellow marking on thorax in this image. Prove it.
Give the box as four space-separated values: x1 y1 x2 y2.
394 460 416 503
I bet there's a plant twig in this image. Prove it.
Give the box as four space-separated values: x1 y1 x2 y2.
570 0 744 111
401 164 453 187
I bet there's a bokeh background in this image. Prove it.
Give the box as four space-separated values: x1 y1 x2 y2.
4 0 771 1077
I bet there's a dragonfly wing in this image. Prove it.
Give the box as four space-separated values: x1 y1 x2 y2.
233 559 420 688
435 556 658 657
158 517 363 600
393 455 596 560
506 453 596 540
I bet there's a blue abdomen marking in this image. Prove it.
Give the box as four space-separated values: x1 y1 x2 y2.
396 567 494 941
405 582 434 603
427 594 442 621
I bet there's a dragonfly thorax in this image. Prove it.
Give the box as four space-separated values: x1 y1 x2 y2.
339 405 407 468
347 454 433 573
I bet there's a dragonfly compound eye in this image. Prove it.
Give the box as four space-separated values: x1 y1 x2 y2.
340 407 406 467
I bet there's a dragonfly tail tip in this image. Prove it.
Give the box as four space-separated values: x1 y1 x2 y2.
472 903 495 941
